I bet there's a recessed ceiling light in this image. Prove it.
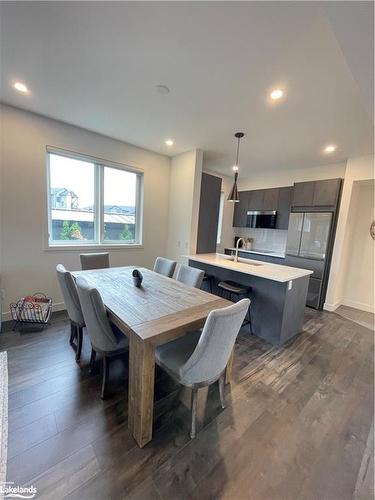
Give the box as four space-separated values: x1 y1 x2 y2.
155 85 170 95
270 89 284 100
14 82 29 94
165 139 174 146
324 145 337 153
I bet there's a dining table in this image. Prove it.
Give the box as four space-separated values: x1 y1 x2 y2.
72 266 232 447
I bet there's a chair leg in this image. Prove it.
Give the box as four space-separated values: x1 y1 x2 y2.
75 326 83 363
190 388 198 439
218 374 226 409
69 321 76 346
248 306 253 335
101 356 110 400
209 277 213 294
89 348 97 374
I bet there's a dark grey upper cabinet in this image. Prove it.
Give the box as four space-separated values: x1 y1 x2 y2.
292 179 342 209
248 190 264 210
263 188 279 211
292 182 315 207
232 191 249 227
233 186 293 228
196 173 222 253
276 187 292 229
313 179 341 207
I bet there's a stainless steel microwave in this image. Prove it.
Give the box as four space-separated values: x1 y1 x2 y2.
246 210 277 229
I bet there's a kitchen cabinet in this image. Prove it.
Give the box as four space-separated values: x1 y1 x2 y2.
248 190 264 210
292 179 342 209
276 186 292 230
196 173 222 253
313 179 341 207
233 186 293 228
263 188 279 210
292 182 315 207
233 191 250 227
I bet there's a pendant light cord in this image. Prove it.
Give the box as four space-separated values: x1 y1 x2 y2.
235 136 241 166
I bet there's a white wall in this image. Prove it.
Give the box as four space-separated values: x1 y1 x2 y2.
166 149 202 263
237 162 347 191
340 181 374 312
325 155 375 311
0 105 171 319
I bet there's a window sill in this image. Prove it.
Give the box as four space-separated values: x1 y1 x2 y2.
45 243 144 252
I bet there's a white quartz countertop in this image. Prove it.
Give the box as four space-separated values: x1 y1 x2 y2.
188 253 313 283
226 247 285 259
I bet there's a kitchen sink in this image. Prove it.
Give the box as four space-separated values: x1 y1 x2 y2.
221 255 264 266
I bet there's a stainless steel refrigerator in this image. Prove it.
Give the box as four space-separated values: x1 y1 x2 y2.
285 212 334 309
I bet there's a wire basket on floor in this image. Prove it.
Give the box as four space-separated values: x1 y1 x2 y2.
10 293 52 330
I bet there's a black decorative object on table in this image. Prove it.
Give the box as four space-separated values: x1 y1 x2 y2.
132 269 143 287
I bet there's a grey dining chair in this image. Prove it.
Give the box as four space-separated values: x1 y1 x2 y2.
155 298 249 438
153 256 177 278
176 264 205 289
76 276 129 399
56 264 85 362
80 252 110 270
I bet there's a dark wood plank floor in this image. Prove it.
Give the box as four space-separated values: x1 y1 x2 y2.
1 308 374 500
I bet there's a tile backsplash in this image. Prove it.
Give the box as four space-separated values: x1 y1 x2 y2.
234 228 288 254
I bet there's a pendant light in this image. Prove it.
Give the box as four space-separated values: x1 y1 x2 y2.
227 132 244 202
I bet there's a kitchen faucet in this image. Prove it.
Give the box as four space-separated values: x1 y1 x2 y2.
234 238 245 262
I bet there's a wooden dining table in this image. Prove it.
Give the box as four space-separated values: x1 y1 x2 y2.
72 266 232 447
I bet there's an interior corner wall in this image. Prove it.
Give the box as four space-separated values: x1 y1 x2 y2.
325 154 375 311
166 149 202 263
189 149 203 255
0 104 170 320
340 181 374 313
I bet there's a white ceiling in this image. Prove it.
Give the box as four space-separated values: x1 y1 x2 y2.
1 1 373 177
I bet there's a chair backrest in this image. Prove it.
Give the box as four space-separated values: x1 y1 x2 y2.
56 264 85 326
176 264 204 289
153 257 176 278
180 298 250 385
80 252 110 270
75 276 118 352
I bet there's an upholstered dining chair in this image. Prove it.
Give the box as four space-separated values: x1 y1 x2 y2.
76 276 128 399
155 298 249 438
56 264 85 362
153 256 177 278
80 252 110 270
176 264 205 289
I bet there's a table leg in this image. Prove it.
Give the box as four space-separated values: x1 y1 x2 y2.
225 349 234 385
128 335 155 448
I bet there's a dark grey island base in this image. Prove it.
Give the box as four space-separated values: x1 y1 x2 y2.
189 259 310 346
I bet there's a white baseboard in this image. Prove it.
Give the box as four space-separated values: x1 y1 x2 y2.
323 301 342 312
1 301 66 323
341 299 375 314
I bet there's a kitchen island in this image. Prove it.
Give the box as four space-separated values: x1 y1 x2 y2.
188 253 313 345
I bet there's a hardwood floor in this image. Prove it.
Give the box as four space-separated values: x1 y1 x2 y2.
336 305 375 331
1 308 374 500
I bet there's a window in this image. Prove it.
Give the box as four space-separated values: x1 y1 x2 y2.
47 149 143 247
216 192 225 245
